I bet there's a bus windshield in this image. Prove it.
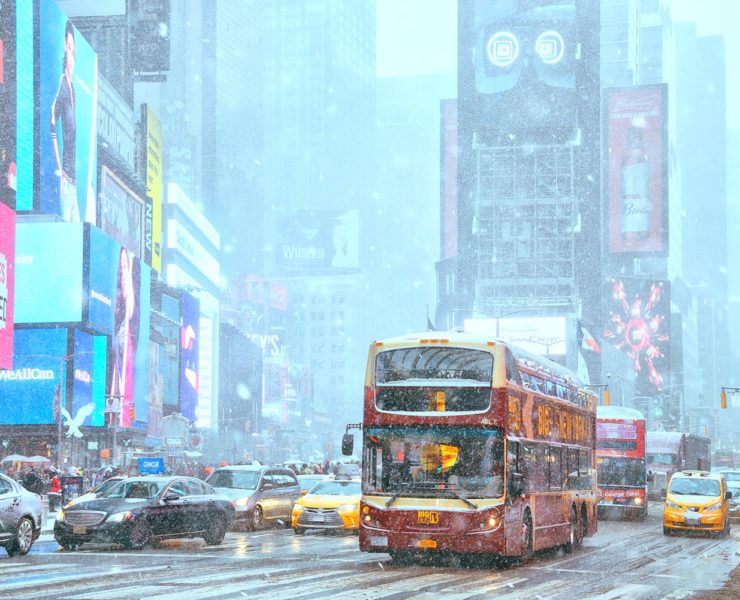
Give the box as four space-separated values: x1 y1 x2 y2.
364 427 504 499
597 457 646 487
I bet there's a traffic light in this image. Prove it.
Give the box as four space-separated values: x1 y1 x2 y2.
603 389 610 406
720 390 727 409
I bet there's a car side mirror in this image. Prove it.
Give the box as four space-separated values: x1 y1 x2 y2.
508 472 524 498
342 433 354 456
725 491 733 500
163 492 179 502
301 490 308 496
261 482 273 490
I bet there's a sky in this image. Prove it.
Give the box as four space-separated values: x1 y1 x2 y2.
376 1 740 128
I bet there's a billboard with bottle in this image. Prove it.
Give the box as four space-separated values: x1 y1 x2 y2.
605 85 667 254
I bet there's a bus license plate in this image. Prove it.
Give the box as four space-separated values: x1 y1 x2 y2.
73 526 87 535
417 539 437 549
369 536 388 546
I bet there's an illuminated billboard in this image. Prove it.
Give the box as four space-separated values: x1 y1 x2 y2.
0 203 14 369
0 0 16 208
605 85 667 254
441 99 458 260
99 165 145 258
39 0 98 223
88 225 119 334
275 209 360 273
603 277 670 393
180 291 199 422
142 105 163 272
14 0 32 210
472 0 578 135
464 316 567 356
0 327 67 425
14 222 83 323
71 329 106 427
105 244 151 428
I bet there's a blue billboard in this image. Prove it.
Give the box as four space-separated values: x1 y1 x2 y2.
133 261 151 430
15 0 33 211
0 327 67 425
71 329 106 427
14 222 83 323
88 225 119 334
38 0 98 222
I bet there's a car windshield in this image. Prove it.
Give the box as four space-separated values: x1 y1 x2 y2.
310 481 361 496
93 478 121 495
103 480 164 499
206 470 260 490
364 426 504 498
669 478 721 497
719 471 740 483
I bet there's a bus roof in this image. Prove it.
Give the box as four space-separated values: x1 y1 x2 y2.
596 406 645 421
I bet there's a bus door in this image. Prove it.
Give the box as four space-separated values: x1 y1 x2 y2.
503 440 526 556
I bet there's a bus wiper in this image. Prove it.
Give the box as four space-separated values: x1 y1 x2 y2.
442 488 478 510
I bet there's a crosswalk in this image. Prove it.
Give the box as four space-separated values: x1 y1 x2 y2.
0 525 734 599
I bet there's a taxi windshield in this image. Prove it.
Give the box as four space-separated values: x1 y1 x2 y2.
310 481 361 496
669 478 720 497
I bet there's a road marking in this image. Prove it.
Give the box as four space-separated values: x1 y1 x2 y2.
584 583 658 599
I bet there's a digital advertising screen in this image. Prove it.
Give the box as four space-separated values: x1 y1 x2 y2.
179 291 199 422
142 104 163 272
14 222 83 323
39 0 98 223
0 202 15 369
71 329 105 428
0 0 17 209
603 277 671 393
105 245 150 429
472 0 578 136
14 0 32 211
158 292 180 407
0 327 67 425
99 165 145 258
441 99 458 260
275 209 360 273
605 85 667 255
88 225 119 334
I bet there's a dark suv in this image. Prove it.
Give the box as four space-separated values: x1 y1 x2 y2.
206 465 301 530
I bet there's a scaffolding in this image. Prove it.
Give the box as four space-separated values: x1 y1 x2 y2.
473 142 579 312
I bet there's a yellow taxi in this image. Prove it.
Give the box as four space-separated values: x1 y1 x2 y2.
663 470 732 537
291 475 361 534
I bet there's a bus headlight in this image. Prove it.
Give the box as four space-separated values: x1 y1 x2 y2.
633 497 643 505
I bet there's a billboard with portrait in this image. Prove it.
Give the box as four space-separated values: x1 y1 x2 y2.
471 0 578 137
105 245 150 428
38 0 98 223
180 291 199 422
275 209 359 273
0 0 16 209
603 277 670 393
99 165 144 258
0 203 14 369
605 85 667 254
14 222 83 323
0 327 67 425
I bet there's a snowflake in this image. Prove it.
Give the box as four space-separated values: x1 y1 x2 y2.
603 279 669 389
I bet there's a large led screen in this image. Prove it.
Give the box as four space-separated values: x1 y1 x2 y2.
99 165 145 258
14 0 32 210
105 245 151 429
180 291 199 422
472 0 577 135
70 329 104 428
14 222 83 323
605 85 667 254
143 105 163 272
0 0 16 209
39 0 98 223
603 277 670 393
275 209 360 273
0 203 14 369
0 327 67 424
88 225 119 334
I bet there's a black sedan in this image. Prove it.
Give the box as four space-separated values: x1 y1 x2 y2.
53 476 235 550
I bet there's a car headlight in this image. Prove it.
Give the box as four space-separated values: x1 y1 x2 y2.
106 511 134 523
665 500 681 510
57 509 65 521
337 503 359 513
292 503 305 514
705 503 722 512
233 497 250 508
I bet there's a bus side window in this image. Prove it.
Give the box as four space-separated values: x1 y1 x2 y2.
548 446 563 491
505 350 522 386
566 448 579 490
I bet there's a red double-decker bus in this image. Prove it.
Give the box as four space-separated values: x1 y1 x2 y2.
596 406 648 520
342 331 598 563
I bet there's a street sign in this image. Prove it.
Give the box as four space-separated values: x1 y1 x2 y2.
138 457 165 475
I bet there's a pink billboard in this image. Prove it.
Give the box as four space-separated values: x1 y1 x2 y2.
0 202 15 369
606 85 667 254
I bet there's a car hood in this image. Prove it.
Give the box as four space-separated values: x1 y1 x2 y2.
667 494 722 508
297 494 361 510
65 497 152 513
212 487 256 500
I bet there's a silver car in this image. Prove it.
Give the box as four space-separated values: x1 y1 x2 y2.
0 473 43 556
206 465 301 531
